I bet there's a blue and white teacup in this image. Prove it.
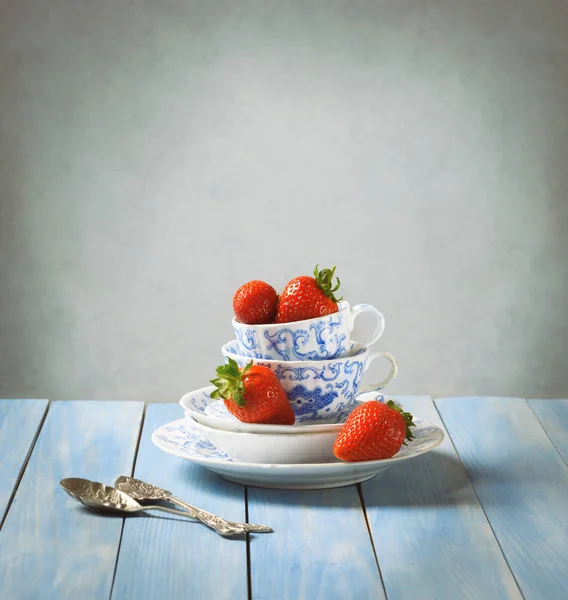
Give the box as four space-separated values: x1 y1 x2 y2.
221 341 398 423
232 301 385 361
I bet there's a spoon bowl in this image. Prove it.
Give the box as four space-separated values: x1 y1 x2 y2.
59 477 213 524
61 478 144 513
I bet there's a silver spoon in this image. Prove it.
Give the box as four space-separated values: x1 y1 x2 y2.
60 478 248 536
115 475 272 535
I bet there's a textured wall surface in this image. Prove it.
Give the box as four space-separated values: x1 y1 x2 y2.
1 0 567 401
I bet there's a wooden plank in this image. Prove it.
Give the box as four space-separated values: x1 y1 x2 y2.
361 396 521 600
0 400 49 526
111 403 248 600
248 483 384 597
0 400 143 600
436 397 568 600
528 399 568 465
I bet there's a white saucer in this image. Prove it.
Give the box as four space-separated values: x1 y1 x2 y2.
180 386 390 434
151 418 445 490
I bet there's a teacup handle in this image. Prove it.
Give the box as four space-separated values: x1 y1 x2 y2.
349 304 385 347
359 350 398 392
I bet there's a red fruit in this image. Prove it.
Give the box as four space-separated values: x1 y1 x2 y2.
333 400 415 462
233 280 278 324
210 358 295 425
275 265 342 323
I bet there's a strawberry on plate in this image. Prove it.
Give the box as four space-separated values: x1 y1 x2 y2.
210 358 295 425
233 280 278 325
275 265 342 323
333 399 415 462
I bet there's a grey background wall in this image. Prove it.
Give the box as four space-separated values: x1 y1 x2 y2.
1 0 567 401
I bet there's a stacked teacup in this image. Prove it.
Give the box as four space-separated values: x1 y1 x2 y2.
228 300 397 422
180 267 398 464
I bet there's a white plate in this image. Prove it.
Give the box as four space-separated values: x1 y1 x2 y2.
180 386 390 434
151 418 445 490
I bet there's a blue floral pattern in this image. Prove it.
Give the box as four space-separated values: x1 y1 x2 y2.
233 310 351 361
262 316 348 361
287 386 339 416
205 400 240 421
153 422 232 461
229 336 272 360
234 327 258 351
186 390 211 414
224 346 371 422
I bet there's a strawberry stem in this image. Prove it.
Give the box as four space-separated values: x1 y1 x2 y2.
314 264 343 303
210 358 252 407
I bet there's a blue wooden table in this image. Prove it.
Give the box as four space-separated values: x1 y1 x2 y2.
0 397 567 600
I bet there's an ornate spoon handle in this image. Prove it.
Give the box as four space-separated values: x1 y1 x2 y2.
113 476 271 535
141 505 246 536
168 496 273 534
141 505 204 519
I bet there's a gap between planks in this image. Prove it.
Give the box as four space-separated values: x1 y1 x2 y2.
0 400 51 532
245 486 252 600
108 403 147 600
357 483 388 599
526 401 568 470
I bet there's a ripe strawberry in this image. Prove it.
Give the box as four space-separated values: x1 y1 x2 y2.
333 400 415 462
233 280 278 324
210 358 295 425
275 265 342 323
